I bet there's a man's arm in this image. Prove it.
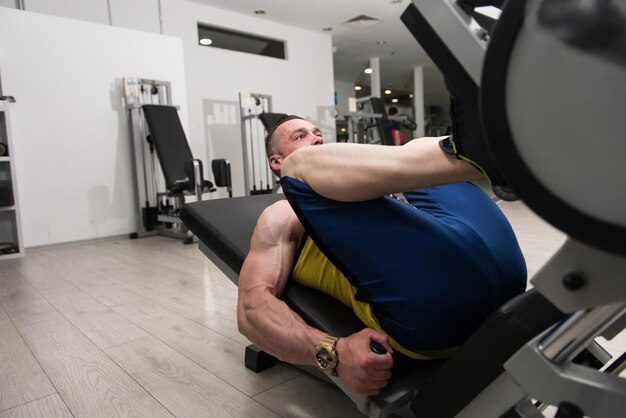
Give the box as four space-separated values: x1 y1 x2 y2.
237 201 394 395
237 201 324 365
280 137 483 202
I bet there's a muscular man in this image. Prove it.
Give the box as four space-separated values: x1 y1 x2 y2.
237 116 526 396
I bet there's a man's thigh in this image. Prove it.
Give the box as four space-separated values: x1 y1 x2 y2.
281 177 526 350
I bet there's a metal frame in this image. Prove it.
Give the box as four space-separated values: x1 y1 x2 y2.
407 1 626 416
410 0 488 86
124 77 194 243
0 94 24 259
340 96 411 145
239 92 276 196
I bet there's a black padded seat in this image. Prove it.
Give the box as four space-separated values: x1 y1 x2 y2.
180 194 367 336
180 195 565 416
410 287 564 417
142 104 214 196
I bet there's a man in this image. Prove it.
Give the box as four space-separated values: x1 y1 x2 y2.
237 116 526 396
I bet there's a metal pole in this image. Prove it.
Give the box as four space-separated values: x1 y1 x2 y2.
239 94 251 196
249 112 257 193
539 302 626 363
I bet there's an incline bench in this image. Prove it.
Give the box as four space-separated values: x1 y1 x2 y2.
180 194 566 417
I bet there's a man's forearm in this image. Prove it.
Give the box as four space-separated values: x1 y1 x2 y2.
237 286 326 366
280 137 483 202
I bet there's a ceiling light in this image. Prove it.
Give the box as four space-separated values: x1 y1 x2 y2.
254 10 265 15
384 89 392 95
341 128 346 132
199 38 212 46
392 98 399 103
354 85 362 91
409 93 414 98
323 27 332 32
364 68 373 74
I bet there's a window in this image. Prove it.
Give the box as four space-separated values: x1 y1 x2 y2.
197 23 286 59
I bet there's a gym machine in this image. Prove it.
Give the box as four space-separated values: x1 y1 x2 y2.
239 92 285 195
401 0 626 416
181 1 625 416
341 97 417 145
124 77 215 243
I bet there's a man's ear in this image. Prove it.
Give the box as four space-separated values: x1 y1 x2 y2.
269 154 283 173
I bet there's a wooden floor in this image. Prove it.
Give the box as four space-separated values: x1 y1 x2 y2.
0 200 619 417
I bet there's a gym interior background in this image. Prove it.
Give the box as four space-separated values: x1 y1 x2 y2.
0 1 624 417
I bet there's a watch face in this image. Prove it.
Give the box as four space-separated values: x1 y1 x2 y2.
316 347 335 368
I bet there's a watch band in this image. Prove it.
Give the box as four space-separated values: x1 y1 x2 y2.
320 335 339 347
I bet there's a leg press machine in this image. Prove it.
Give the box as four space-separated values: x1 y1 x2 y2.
181 1 626 416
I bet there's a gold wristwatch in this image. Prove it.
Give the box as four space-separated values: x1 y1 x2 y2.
315 335 339 376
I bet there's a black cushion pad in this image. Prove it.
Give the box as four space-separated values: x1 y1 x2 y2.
180 195 366 336
181 195 564 415
142 105 194 191
410 288 564 418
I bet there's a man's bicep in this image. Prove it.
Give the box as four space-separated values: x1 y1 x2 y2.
239 209 298 298
240 245 287 298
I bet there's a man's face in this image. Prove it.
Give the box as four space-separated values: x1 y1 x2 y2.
269 118 323 174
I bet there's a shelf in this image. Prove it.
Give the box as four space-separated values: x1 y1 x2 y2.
0 251 21 260
0 83 23 258
0 238 20 257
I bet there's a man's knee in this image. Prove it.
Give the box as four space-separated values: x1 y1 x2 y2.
280 148 307 181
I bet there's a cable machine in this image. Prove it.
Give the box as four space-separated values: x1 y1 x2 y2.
341 97 417 145
124 77 213 243
239 92 281 195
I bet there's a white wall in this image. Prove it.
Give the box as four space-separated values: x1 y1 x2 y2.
0 0 336 245
109 0 160 34
0 0 162 35
0 8 187 247
25 0 110 25
160 0 335 196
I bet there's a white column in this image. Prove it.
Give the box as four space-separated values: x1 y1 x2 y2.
413 66 425 137
369 56 380 98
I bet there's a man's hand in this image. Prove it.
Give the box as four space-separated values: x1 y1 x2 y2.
335 328 394 396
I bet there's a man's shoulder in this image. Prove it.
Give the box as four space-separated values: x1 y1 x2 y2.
258 199 297 225
257 199 303 240
263 199 292 215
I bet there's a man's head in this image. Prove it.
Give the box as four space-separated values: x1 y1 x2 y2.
265 115 324 176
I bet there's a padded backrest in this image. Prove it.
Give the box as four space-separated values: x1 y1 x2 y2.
211 159 232 188
142 104 194 190
181 195 567 416
259 112 288 131
181 194 282 275
180 195 367 336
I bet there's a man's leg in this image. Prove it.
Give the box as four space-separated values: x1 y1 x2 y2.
281 176 526 353
280 138 482 202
